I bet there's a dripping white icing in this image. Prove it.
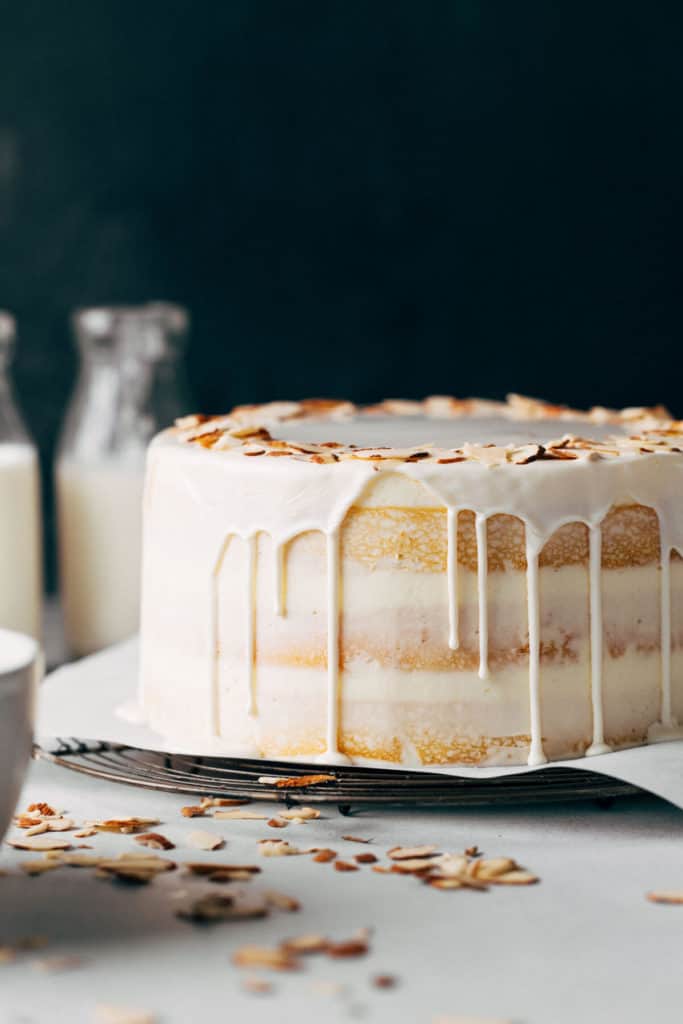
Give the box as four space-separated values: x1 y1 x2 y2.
475 513 489 680
586 525 611 757
140 417 683 766
274 541 286 616
446 507 460 650
525 542 546 766
321 528 351 763
245 534 257 717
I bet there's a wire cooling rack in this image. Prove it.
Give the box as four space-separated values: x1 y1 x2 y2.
34 737 641 811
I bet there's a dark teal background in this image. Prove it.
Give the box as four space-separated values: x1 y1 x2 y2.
1 1 682 581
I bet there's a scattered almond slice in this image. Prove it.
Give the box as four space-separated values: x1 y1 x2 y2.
342 835 373 844
40 817 76 832
390 858 438 873
334 860 358 873
429 878 464 890
74 828 98 839
371 865 393 874
177 894 267 924
490 870 539 886
431 854 468 878
647 890 683 904
265 890 301 912
311 849 337 863
7 835 72 852
201 797 251 808
95 1005 158 1024
373 974 398 989
233 945 299 971
274 774 335 789
184 862 260 877
27 802 57 817
85 817 159 834
21 859 64 876
181 806 205 818
354 853 377 865
326 937 369 958
278 807 320 821
465 846 481 858
471 857 516 880
281 934 328 955
258 840 302 857
213 810 268 821
267 818 288 829
135 833 175 851
187 831 224 851
24 822 49 837
387 845 438 861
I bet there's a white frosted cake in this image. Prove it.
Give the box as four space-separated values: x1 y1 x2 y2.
139 395 683 766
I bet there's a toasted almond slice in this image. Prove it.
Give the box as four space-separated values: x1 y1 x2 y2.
233 945 299 971
354 853 377 865
278 807 320 821
181 806 205 818
265 890 301 912
334 860 358 872
135 833 175 851
24 822 49 837
213 810 268 821
647 890 683 904
258 840 302 857
267 818 288 829
275 774 335 789
42 817 76 832
187 830 224 851
326 938 368 958
342 835 373 844
8 835 71 852
387 845 437 861
201 797 251 808
429 877 464 890
391 858 440 874
98 855 175 875
371 864 393 874
27 802 57 817
312 849 337 863
431 854 468 878
94 1004 158 1024
465 845 481 858
490 870 539 886
33 955 83 972
74 828 98 839
373 974 398 989
281 934 328 954
85 817 159 834
472 857 517 880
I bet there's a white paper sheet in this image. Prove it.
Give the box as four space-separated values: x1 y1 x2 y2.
38 637 683 809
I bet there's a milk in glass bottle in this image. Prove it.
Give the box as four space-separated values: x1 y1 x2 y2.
56 304 190 657
0 312 42 639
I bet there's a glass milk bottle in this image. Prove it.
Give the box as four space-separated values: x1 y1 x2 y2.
56 303 190 657
0 312 42 639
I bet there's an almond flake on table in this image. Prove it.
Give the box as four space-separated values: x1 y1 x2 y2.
74 828 98 839
180 805 205 818
354 853 378 865
326 937 370 958
265 890 300 912
187 830 224 851
177 894 267 924
201 797 251 808
213 810 268 820
311 848 337 863
94 1005 158 1024
387 845 438 861
373 974 398 989
183 862 260 877
20 859 64 875
258 840 303 857
341 835 373 844
85 817 159 834
277 807 320 821
647 890 683 904
134 832 175 851
334 860 359 873
7 835 72 852
267 818 288 828
281 934 329 955
232 945 300 971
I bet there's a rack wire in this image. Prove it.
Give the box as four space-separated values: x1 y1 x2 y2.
35 737 641 811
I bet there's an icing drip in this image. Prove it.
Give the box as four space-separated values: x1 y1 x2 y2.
209 536 230 737
525 541 546 766
475 513 489 680
586 525 611 756
274 541 286 616
446 507 460 650
660 541 673 728
325 528 342 757
245 534 257 716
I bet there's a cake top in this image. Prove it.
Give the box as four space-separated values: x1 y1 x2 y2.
172 394 682 467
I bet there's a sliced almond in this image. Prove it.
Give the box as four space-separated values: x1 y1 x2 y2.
334 860 358 873
258 840 302 857
354 853 377 865
326 938 369 958
20 859 63 876
342 835 373 844
24 822 49 837
490 870 539 886
135 833 175 851
274 774 335 789
181 806 205 818
184 862 260 877
281 934 328 955
472 857 516 880
187 831 224 852
8 835 72 852
390 858 438 874
85 817 159 834
267 818 288 829
201 797 251 808
278 807 320 821
647 890 683 904
233 945 299 971
387 845 437 861
74 828 98 839
312 849 337 863
177 894 267 924
265 890 301 912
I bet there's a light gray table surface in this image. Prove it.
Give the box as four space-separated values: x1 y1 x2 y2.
2 755 683 1024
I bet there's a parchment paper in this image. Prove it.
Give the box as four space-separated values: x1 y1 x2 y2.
38 637 683 809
